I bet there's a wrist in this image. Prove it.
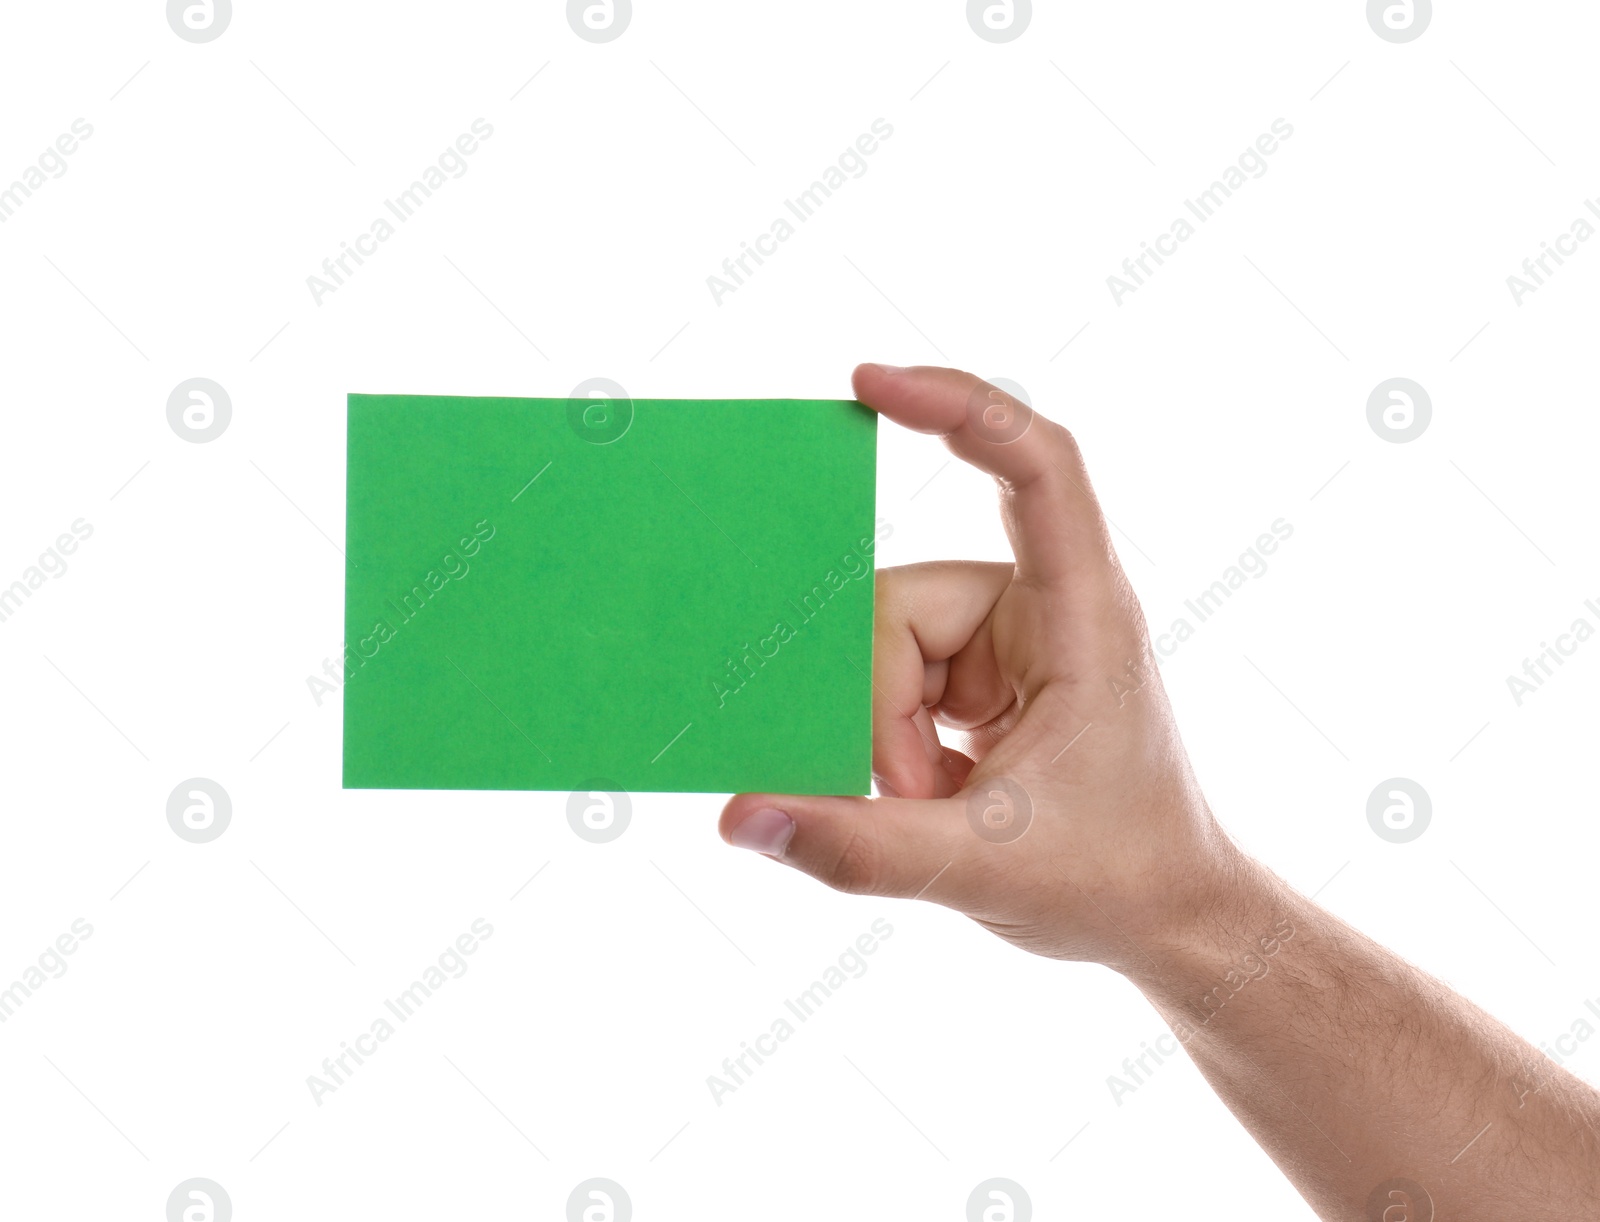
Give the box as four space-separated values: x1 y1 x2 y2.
1111 836 1293 1004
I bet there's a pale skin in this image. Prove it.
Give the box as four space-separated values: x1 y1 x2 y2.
718 364 1600 1219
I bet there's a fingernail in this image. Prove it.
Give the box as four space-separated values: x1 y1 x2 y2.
731 808 795 857
866 362 908 374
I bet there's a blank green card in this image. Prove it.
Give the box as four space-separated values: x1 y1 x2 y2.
342 394 878 795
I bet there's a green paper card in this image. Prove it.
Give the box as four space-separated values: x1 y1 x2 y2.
342 393 878 795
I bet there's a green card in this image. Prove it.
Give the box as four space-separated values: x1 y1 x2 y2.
342 393 878 795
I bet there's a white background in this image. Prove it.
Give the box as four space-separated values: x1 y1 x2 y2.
2 2 1597 1218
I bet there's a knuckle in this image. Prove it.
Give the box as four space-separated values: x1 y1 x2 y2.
1045 418 1083 464
873 567 895 609
873 565 912 612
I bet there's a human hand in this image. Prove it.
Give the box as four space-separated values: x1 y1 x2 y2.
719 364 1240 970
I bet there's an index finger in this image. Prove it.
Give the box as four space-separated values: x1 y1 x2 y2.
852 363 1117 590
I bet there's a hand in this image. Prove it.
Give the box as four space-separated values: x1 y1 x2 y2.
721 365 1600 1222
719 363 1238 969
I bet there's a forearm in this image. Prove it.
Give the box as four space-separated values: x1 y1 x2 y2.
1124 847 1600 1219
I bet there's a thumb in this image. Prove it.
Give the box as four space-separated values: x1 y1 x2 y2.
719 792 967 901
